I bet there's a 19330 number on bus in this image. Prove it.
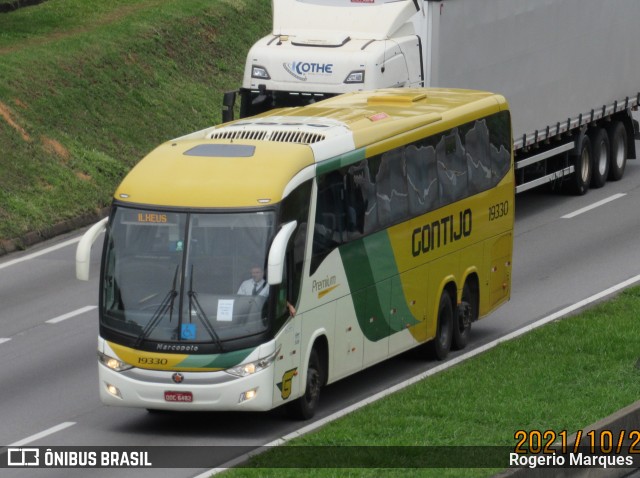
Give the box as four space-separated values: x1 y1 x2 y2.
489 201 509 221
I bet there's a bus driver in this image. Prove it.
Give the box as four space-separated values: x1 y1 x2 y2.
237 266 296 316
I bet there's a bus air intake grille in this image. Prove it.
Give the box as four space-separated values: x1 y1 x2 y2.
209 129 326 145
209 130 268 141
269 131 325 144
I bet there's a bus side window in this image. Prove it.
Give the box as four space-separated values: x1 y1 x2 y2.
465 119 493 194
312 173 345 272
436 128 468 205
376 148 408 225
280 181 311 306
488 111 512 183
348 160 377 235
405 144 439 215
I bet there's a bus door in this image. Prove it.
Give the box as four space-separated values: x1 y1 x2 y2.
273 316 301 407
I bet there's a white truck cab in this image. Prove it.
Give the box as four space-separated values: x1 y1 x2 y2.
224 0 425 120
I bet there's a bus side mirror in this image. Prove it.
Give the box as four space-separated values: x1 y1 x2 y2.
267 221 297 286
76 217 108 281
222 91 237 123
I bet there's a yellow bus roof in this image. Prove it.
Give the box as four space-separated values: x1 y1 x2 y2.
115 139 315 208
115 88 508 208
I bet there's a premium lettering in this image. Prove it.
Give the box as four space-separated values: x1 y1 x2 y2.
312 275 337 293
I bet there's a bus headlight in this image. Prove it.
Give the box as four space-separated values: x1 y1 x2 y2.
98 351 133 372
225 347 279 377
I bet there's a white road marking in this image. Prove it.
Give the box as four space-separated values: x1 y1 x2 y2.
0 338 10 345
195 271 640 477
562 193 626 219
8 422 76 447
0 237 80 270
46 306 97 324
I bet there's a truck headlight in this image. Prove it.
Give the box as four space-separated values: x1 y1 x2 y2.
251 65 271 80
98 351 133 372
225 347 280 377
344 70 365 84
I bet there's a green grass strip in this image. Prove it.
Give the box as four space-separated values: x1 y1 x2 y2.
217 286 640 477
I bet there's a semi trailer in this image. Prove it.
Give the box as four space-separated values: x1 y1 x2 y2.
223 0 640 194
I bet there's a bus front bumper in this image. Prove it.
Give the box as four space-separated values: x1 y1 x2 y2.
98 363 275 412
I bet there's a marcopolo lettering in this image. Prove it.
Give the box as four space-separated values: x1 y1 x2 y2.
156 344 199 352
411 209 472 257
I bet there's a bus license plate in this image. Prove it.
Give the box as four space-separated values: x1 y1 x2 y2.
164 391 193 403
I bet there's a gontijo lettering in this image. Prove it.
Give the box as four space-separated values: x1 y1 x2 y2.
411 209 472 257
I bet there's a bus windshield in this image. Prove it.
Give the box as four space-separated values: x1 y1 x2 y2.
100 206 276 352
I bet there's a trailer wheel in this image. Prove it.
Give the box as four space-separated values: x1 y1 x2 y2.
567 135 592 195
428 291 454 360
589 128 609 188
453 280 478 350
287 348 322 420
607 121 628 181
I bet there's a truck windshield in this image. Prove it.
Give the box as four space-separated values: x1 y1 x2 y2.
100 206 276 352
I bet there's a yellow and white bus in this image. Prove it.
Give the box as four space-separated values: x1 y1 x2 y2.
76 88 514 418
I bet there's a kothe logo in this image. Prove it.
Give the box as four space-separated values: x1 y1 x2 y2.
283 61 334 81
8 448 39 467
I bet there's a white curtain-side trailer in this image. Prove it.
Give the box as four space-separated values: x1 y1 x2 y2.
223 0 639 194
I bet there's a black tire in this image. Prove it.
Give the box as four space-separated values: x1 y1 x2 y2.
607 121 628 181
567 135 592 195
453 281 478 350
287 348 322 420
589 128 609 189
428 292 454 360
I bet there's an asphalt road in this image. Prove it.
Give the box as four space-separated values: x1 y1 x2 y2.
1 142 640 477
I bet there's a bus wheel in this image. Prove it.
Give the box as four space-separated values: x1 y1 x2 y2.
567 135 592 195
453 281 477 350
589 128 609 188
607 121 628 181
428 292 453 360
287 348 322 420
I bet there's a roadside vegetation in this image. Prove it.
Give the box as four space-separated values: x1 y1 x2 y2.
218 286 640 477
0 0 271 244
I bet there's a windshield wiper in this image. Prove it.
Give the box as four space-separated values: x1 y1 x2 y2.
187 265 224 352
135 265 179 347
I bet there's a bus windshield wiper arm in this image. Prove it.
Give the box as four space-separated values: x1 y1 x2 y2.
135 265 179 347
187 265 224 352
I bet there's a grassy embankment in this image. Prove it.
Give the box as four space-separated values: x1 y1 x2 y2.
0 0 271 246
